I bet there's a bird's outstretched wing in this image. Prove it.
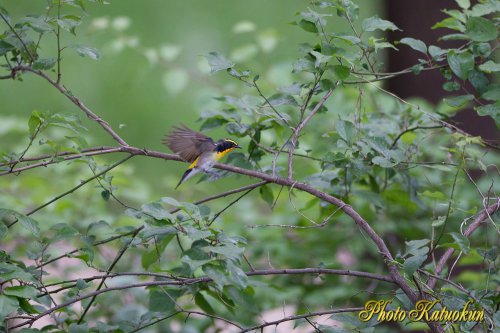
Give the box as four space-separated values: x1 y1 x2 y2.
163 125 215 162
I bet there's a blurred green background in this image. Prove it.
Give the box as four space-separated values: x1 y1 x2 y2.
0 0 378 196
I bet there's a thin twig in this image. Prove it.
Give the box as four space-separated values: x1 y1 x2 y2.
7 154 133 227
239 307 363 333
428 199 500 289
36 181 269 269
287 88 335 180
77 226 141 323
390 125 443 149
208 184 261 225
0 11 35 63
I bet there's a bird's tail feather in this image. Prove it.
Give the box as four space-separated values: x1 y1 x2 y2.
175 168 198 189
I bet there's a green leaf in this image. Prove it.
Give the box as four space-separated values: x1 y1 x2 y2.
0 209 40 237
432 17 465 32
336 120 355 144
140 226 178 239
447 50 474 80
331 65 350 80
455 0 470 9
300 9 330 27
50 223 79 241
69 323 88 333
226 122 250 136
292 57 315 73
443 81 461 92
28 110 46 136
205 52 234 73
482 84 500 101
49 114 87 133
141 202 173 220
403 254 426 276
404 239 429 258
267 93 298 106
0 295 18 321
32 58 56 70
369 37 397 53
465 17 498 42
19 16 54 34
141 235 174 269
310 50 331 67
468 70 489 94
329 33 361 44
399 37 427 54
449 232 470 254
362 16 400 32
432 216 446 227
0 222 6 240
18 299 39 316
478 60 500 73
195 292 215 315
3 285 38 299
476 103 499 124
70 45 100 60
56 15 82 35
184 225 212 241
298 19 318 33
225 285 254 309
0 263 37 283
444 94 474 108
149 289 178 313
259 185 274 208
206 244 245 260
428 45 448 59
372 156 396 168
203 264 231 289
470 1 500 16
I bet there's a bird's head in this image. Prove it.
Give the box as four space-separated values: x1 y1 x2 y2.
215 139 241 153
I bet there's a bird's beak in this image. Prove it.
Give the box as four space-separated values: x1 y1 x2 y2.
235 145 241 149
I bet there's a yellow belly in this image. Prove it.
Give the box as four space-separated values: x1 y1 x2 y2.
188 148 235 170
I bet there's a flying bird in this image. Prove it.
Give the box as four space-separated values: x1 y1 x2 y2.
164 125 241 189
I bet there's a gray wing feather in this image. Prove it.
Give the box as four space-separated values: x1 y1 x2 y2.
163 125 215 162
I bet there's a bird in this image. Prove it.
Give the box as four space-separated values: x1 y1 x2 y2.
163 125 241 189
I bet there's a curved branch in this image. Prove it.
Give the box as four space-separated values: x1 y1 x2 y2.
428 199 500 289
3 64 449 332
12 145 417 304
390 125 443 149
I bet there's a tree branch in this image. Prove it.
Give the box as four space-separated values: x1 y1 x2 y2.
39 267 393 298
390 125 443 149
239 307 364 333
428 199 500 289
9 144 420 308
7 154 133 227
10 268 383 329
287 88 335 180
36 180 270 269
77 226 141 324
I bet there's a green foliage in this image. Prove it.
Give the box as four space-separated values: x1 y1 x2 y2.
0 0 498 332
